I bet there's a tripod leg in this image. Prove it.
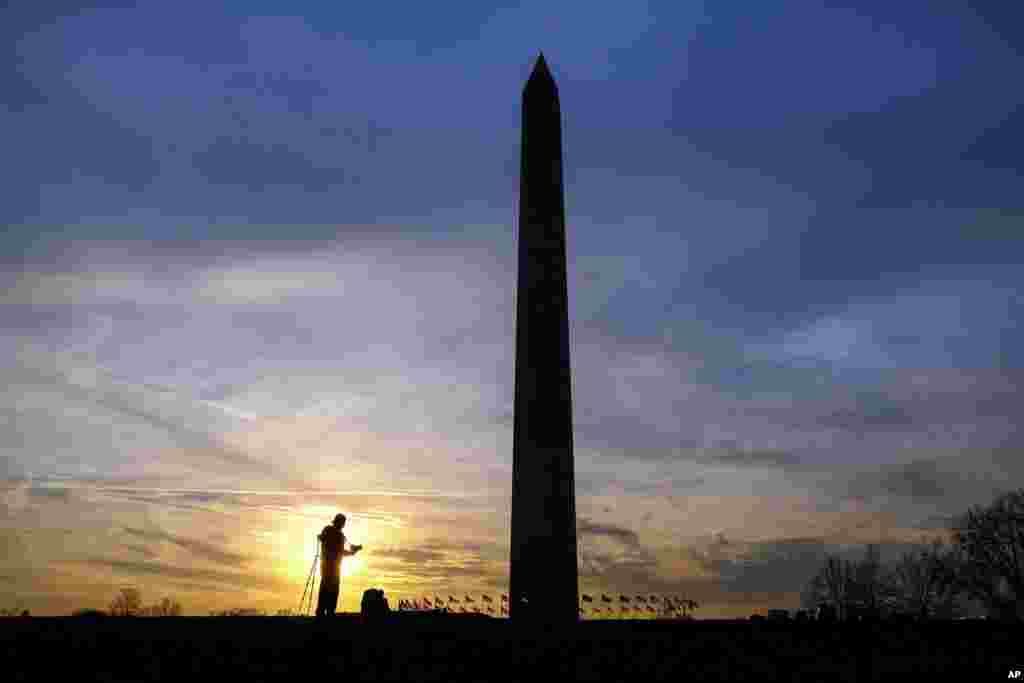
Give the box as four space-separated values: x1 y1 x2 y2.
301 548 320 616
311 564 320 617
310 551 320 616
299 551 316 615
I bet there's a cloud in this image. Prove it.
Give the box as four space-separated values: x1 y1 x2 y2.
79 558 287 593
370 539 503 584
27 484 73 502
85 490 242 519
173 492 230 505
4 356 303 487
0 528 28 563
121 527 252 567
576 516 661 580
701 449 803 469
815 403 917 432
577 517 641 549
878 460 948 501
120 543 159 560
714 537 831 595
842 452 1019 512
371 546 446 564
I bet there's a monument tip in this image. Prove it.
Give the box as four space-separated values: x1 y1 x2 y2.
526 52 555 88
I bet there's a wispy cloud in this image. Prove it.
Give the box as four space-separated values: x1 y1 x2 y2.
77 558 288 593
121 527 252 567
700 449 803 469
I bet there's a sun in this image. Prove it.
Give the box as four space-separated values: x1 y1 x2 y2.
342 553 363 578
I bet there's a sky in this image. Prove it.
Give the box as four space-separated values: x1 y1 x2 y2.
2 1 1022 617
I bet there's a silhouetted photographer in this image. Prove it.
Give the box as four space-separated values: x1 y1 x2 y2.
315 513 363 618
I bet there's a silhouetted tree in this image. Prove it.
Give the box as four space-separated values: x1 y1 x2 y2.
952 488 1024 621
803 555 855 620
109 588 142 616
801 568 827 613
849 544 884 619
885 538 965 620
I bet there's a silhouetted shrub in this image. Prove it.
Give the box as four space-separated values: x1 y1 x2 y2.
210 608 266 616
109 587 142 616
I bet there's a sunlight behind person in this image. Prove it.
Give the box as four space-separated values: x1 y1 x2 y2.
341 553 363 578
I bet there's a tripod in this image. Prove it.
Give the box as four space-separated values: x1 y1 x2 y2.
299 544 320 616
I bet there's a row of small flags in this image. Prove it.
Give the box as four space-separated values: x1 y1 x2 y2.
399 595 507 608
399 601 502 614
577 605 693 614
395 594 697 615
397 595 508 614
580 595 698 607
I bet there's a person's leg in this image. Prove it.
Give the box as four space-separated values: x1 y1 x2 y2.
315 579 330 618
325 582 340 615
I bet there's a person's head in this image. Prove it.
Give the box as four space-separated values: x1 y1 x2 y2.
333 513 346 528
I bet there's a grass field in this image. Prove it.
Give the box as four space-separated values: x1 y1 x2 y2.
2 615 1021 681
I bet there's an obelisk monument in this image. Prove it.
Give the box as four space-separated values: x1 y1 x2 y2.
509 53 578 624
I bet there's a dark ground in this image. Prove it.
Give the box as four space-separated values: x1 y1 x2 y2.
2 614 1021 681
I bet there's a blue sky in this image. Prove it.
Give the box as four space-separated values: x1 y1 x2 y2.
2 1 1022 616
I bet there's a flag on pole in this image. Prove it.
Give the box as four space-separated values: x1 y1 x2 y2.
581 594 593 602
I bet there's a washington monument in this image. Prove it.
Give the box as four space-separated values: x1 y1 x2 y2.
509 53 578 624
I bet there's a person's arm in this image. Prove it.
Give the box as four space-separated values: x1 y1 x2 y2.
343 542 363 557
